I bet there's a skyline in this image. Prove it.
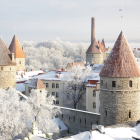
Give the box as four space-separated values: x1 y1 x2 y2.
0 0 140 43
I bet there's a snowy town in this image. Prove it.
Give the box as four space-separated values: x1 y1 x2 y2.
0 0 140 140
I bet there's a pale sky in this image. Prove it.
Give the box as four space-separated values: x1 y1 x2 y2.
0 0 140 43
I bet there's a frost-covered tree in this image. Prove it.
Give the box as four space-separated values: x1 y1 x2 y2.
27 89 60 133
21 38 89 71
61 65 92 109
0 87 31 140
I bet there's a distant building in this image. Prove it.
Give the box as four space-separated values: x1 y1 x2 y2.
0 38 16 89
100 31 140 126
86 17 106 65
65 62 85 71
9 35 26 71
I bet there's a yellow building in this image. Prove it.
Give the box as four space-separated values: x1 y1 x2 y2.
9 35 26 71
0 38 16 89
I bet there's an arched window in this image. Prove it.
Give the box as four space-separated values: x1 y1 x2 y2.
129 81 132 87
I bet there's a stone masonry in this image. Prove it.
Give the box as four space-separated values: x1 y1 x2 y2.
100 76 140 126
57 107 100 134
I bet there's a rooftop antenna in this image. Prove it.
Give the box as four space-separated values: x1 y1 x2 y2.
119 3 123 31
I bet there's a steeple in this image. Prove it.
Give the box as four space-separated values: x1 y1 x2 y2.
0 39 16 66
100 31 140 77
9 35 25 58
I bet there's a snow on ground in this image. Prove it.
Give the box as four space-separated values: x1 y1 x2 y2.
53 118 68 131
58 124 140 140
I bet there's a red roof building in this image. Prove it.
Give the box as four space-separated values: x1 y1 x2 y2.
9 35 25 58
100 31 140 77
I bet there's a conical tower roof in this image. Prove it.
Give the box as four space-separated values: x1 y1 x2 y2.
100 31 140 77
0 39 16 66
101 39 106 52
86 38 101 54
28 78 46 89
9 35 25 58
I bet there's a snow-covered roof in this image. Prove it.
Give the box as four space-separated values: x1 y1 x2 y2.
30 136 49 140
59 124 140 140
53 118 68 131
33 70 67 81
16 83 25 91
92 64 103 73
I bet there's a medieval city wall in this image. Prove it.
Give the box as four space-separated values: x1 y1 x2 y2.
86 53 104 64
0 65 16 89
15 58 25 71
57 106 100 134
100 77 140 126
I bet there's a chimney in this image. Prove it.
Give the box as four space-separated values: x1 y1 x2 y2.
22 47 24 51
12 53 15 61
91 17 95 43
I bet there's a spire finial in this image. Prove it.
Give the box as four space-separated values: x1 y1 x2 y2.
119 2 123 31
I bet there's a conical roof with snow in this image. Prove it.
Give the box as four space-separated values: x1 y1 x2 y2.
86 38 101 54
100 31 140 77
27 78 46 89
0 39 16 66
9 35 25 58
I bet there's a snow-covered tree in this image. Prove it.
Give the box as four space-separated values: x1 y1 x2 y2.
0 87 31 140
27 89 60 133
61 65 92 109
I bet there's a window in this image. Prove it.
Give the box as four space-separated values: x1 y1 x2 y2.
53 100 55 104
56 100 59 104
129 81 132 87
93 102 96 108
93 90 96 97
1 67 3 70
97 121 98 124
101 80 103 86
56 92 59 98
52 92 55 96
69 117 70 121
105 110 107 117
73 116 75 122
19 61 21 64
129 111 131 118
46 83 49 88
56 83 59 88
80 119 81 123
40 90 42 93
52 83 55 88
10 68 11 70
29 89 31 93
91 121 92 126
112 81 116 88
62 114 63 118
85 119 86 124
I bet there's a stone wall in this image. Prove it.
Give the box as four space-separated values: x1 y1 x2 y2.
15 58 25 71
100 76 140 126
86 53 104 64
57 106 100 134
0 65 16 89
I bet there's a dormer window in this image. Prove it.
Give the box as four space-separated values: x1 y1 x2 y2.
112 81 116 88
129 81 132 87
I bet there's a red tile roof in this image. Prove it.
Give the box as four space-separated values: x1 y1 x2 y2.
28 78 46 89
67 62 85 68
100 31 140 77
101 39 106 52
0 39 16 66
86 38 101 54
98 40 104 53
9 35 26 58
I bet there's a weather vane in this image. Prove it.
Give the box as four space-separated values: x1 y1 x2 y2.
119 3 123 31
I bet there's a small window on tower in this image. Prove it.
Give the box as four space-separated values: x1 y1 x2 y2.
1 67 3 70
19 61 21 64
112 81 116 87
105 110 107 117
129 81 132 87
101 80 103 86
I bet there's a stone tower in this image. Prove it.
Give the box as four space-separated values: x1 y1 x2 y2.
86 17 106 64
99 31 140 126
9 35 26 71
0 38 16 89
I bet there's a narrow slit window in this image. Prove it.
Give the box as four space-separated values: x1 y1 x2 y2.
129 81 132 87
129 111 131 118
105 110 107 117
101 80 103 86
